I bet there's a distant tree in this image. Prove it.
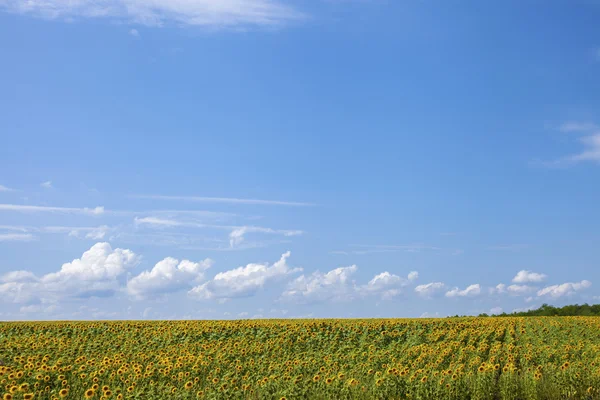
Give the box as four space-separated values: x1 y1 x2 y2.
488 303 600 317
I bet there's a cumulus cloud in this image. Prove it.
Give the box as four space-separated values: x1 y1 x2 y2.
280 265 358 304
489 283 506 295
512 270 547 283
415 282 445 298
281 264 417 303
445 284 481 298
506 284 536 295
127 257 213 300
0 243 140 304
358 271 418 300
129 28 139 36
490 307 503 315
0 0 304 28
189 251 301 300
537 280 592 298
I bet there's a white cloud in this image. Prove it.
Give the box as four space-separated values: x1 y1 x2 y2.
0 233 35 242
513 305 538 313
537 280 592 298
0 184 15 192
280 265 417 303
129 28 139 36
228 226 302 248
40 181 53 189
0 0 304 28
131 194 314 206
20 304 57 314
0 225 111 240
189 251 300 300
445 284 481 298
142 307 153 318
489 283 506 294
512 270 547 283
135 216 183 227
564 133 600 163
127 257 213 300
419 311 441 318
489 307 503 315
0 243 140 304
281 264 358 304
85 226 110 240
0 204 104 215
547 122 600 165
358 271 418 300
506 284 536 295
414 282 445 298
135 217 302 248
1 271 38 283
559 122 598 132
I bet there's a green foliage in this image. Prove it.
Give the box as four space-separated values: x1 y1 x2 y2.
476 303 600 318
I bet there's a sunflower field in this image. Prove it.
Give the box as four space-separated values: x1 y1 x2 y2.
1 317 600 400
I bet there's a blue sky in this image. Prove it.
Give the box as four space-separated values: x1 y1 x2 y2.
1 0 599 320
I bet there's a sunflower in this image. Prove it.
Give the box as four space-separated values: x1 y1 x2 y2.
312 375 320 382
84 389 94 399
2 395 11 400
23 395 34 400
420 376 428 383
325 378 333 385
185 381 193 390
212 378 219 384
59 389 69 398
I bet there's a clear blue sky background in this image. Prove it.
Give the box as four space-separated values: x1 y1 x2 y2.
0 0 599 320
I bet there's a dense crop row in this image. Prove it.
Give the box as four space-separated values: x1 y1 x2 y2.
1 317 600 399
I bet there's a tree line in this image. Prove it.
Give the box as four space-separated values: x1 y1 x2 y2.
475 303 600 317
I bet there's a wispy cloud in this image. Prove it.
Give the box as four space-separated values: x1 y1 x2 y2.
40 181 53 189
0 184 15 192
0 204 104 215
543 122 600 166
0 225 111 240
558 122 598 133
332 244 442 255
130 194 316 207
134 216 303 248
0 233 35 242
0 0 305 28
487 244 529 251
